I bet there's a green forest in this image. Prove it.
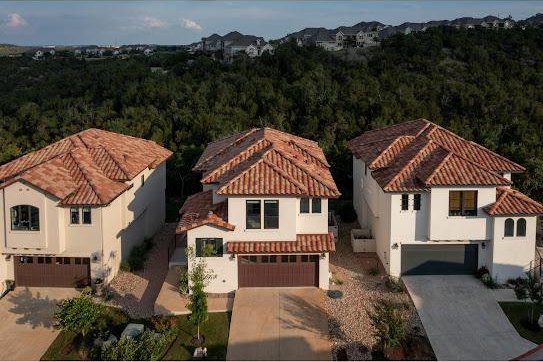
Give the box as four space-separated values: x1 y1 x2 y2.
1 26 543 203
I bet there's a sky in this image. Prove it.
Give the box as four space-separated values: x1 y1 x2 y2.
0 1 541 46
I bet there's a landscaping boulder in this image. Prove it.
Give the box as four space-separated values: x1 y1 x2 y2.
121 323 144 339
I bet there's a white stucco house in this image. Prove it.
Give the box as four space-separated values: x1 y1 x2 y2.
176 128 340 293
348 119 543 283
0 129 172 294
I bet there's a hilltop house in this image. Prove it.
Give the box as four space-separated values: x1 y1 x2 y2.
200 31 273 60
0 129 171 293
348 119 543 282
175 128 340 293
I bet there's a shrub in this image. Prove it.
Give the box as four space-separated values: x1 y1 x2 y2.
100 329 175 361
338 202 357 223
54 291 104 336
368 266 380 276
124 239 154 272
178 268 189 295
476 266 490 279
367 300 406 350
481 273 498 289
385 276 404 293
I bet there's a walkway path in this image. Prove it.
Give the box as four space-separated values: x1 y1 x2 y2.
108 223 174 318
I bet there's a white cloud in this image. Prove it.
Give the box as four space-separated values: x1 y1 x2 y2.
142 15 167 29
5 13 27 28
181 18 202 32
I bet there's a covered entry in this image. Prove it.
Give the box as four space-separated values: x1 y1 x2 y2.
14 256 91 288
238 254 319 288
401 244 478 275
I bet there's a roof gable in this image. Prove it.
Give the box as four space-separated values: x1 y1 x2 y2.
0 128 172 205
348 119 521 192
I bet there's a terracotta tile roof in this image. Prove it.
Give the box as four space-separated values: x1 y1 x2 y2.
0 128 172 205
194 128 340 198
484 187 543 216
227 232 336 253
176 190 234 234
348 119 519 191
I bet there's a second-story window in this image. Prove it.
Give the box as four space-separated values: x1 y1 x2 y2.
246 200 261 229
517 218 527 237
10 205 40 231
264 200 279 229
82 206 92 224
449 191 478 216
401 194 409 211
70 207 80 224
300 197 321 214
504 218 514 237
414 194 421 211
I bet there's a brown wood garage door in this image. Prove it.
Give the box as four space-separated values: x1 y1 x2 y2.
238 254 319 288
14 256 91 288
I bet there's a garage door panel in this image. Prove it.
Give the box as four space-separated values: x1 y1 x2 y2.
402 244 478 275
238 255 318 288
14 257 91 288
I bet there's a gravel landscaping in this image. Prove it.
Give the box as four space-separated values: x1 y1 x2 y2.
325 221 435 360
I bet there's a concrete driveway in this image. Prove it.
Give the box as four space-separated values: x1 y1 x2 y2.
226 288 331 361
403 275 536 361
0 287 79 361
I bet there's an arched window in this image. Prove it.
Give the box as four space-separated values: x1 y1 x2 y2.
504 218 514 237
10 205 39 231
517 218 527 237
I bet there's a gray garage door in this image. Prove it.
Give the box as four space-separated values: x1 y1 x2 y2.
401 244 478 275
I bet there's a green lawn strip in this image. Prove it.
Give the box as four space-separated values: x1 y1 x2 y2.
163 312 231 361
499 302 543 344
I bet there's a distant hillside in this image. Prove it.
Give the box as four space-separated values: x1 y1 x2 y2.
0 44 31 56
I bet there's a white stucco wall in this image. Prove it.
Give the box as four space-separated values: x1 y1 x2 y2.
490 215 537 282
428 186 495 241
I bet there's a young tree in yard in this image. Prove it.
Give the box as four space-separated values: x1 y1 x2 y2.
54 289 104 337
185 246 216 342
367 300 406 357
514 273 543 325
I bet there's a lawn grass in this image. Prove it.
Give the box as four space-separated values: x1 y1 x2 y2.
499 302 543 344
41 306 129 361
163 312 231 360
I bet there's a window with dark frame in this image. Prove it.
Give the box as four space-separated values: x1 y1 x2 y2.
300 198 310 213
195 238 223 257
312 198 322 213
504 218 514 237
264 200 279 229
141 174 145 188
517 218 527 237
448 191 478 216
246 200 261 229
414 194 421 211
82 206 92 224
10 205 40 231
70 207 80 224
401 194 409 211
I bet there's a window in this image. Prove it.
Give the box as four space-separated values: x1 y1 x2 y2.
504 218 514 237
364 165 368 176
246 200 261 229
19 256 33 264
312 198 322 213
70 207 80 224
300 198 310 213
264 200 279 229
517 218 527 237
261 255 277 263
82 207 92 224
141 174 145 188
401 194 409 211
195 238 223 257
414 194 421 211
10 205 40 231
448 191 478 216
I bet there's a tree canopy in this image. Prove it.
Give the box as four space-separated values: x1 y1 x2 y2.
1 26 542 201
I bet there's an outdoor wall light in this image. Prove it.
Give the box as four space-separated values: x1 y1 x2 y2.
320 253 326 259
392 243 399 249
481 242 486 249
229 254 236 260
